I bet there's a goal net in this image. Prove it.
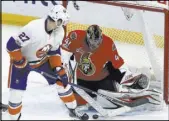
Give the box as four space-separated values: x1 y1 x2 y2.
64 1 169 104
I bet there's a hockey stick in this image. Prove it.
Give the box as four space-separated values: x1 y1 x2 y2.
32 68 158 117
32 65 131 117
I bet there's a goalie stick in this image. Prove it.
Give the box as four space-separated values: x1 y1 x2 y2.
67 60 148 117
68 60 108 117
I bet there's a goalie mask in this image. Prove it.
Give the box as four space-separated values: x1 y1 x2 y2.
48 4 70 27
86 25 102 50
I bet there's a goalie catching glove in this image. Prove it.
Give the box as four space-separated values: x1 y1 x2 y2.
118 63 150 93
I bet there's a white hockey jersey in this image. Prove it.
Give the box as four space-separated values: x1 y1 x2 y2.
12 18 64 67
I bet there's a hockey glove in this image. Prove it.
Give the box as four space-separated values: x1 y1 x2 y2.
118 63 149 92
55 66 69 87
126 74 150 91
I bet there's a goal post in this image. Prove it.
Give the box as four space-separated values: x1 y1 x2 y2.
164 9 169 104
63 1 169 104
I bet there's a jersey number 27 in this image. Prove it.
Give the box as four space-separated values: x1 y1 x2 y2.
18 32 30 42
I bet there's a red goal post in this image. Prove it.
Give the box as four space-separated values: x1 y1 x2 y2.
63 0 169 104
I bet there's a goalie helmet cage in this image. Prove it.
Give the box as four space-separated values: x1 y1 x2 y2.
62 1 169 104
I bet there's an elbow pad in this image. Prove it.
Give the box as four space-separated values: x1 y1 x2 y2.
7 37 28 69
6 37 21 52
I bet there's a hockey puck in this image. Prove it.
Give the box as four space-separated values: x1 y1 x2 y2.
81 113 89 120
92 114 99 119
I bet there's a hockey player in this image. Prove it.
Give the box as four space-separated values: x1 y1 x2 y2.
61 25 162 109
4 5 88 120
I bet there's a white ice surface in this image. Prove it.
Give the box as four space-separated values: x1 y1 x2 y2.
1 24 168 120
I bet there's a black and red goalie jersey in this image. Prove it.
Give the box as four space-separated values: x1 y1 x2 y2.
61 29 124 81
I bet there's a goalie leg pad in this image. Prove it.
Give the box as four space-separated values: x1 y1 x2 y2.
98 89 164 111
96 93 119 109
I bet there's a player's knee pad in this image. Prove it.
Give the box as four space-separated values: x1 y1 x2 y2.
8 89 24 117
56 81 77 109
8 64 30 90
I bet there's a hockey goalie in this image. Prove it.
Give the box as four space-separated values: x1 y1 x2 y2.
61 24 164 118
